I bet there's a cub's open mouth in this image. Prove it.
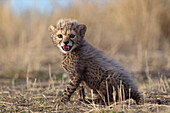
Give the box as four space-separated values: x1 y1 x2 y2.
62 45 72 51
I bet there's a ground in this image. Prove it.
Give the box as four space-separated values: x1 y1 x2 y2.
0 71 169 113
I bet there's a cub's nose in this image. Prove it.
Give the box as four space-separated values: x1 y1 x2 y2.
64 41 69 45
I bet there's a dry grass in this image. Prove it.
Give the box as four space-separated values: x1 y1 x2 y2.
0 72 169 112
0 0 170 76
0 0 170 112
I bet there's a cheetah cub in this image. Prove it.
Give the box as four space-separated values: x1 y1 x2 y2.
48 19 144 105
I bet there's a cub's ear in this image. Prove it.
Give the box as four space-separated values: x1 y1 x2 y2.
48 25 56 32
77 24 87 38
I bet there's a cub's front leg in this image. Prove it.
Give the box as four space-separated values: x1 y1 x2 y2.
76 83 85 101
59 74 82 105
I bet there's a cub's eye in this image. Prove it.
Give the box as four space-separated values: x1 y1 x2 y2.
57 34 63 38
69 34 75 38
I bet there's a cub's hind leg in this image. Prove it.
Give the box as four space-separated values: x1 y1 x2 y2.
130 88 144 105
111 72 144 105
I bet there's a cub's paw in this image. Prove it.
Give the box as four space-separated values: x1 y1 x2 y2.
55 98 68 109
74 99 91 105
136 97 145 105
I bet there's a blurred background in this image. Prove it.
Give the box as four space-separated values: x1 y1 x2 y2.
0 0 170 79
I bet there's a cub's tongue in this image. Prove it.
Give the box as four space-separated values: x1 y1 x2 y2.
63 45 70 49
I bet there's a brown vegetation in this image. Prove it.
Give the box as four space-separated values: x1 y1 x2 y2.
0 0 170 76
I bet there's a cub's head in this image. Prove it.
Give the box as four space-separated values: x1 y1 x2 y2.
48 19 86 54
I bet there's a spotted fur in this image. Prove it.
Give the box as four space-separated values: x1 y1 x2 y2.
48 19 144 105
